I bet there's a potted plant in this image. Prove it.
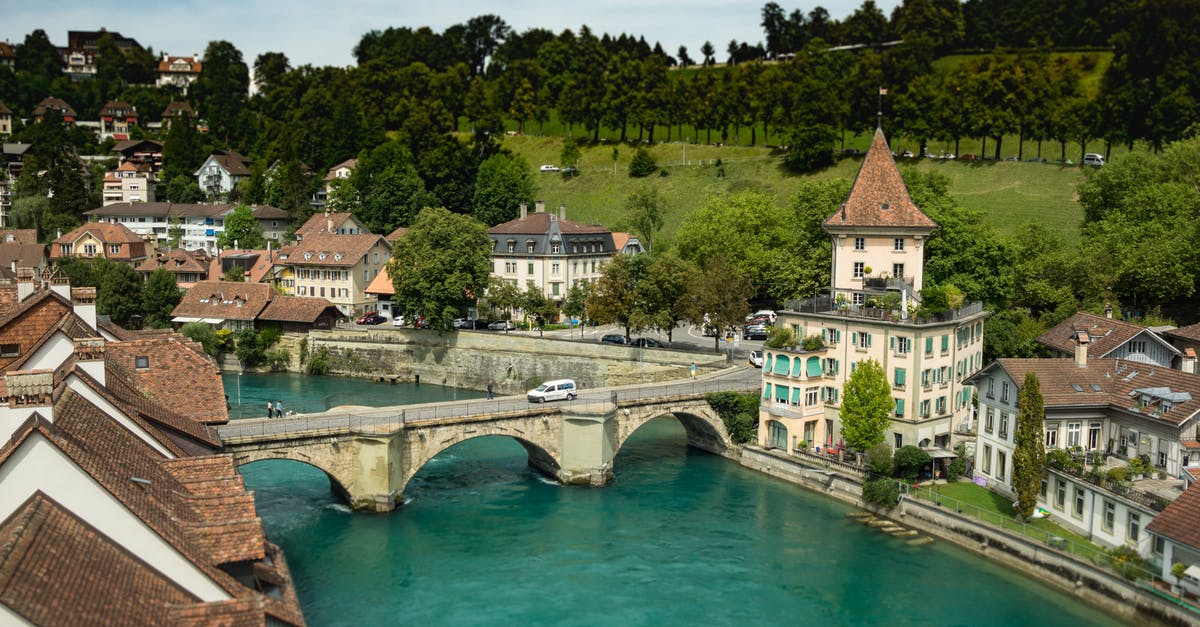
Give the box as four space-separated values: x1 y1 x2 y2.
834 293 849 313
797 440 808 451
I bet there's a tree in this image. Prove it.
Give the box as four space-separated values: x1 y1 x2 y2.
142 268 182 328
97 263 144 327
485 278 522 325
638 252 697 343
627 146 658 177
560 140 582 172
520 282 558 335
217 205 265 250
388 206 492 331
677 46 694 68
684 255 752 352
840 358 893 452
1013 371 1047 518
894 445 932 482
192 40 250 146
179 321 220 357
700 41 716 67
586 254 650 341
622 186 665 252
472 152 536 226
561 281 590 337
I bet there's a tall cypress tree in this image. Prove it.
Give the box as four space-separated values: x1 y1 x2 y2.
1013 371 1046 518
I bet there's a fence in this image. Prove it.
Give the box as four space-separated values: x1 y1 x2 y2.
908 486 1160 583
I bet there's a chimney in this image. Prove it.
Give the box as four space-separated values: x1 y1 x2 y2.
1 369 56 436
1074 329 1089 368
267 240 272 262
519 203 527 219
1104 302 1113 319
48 271 71 301
1184 349 1197 375
535 200 545 213
327 217 333 233
73 337 106 386
559 204 566 221
72 287 97 331
15 267 34 302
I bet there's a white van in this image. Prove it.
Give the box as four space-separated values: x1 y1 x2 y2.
527 379 577 403
1083 153 1105 166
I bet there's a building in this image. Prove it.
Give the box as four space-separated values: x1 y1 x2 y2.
488 201 621 302
761 128 988 458
1147 482 1200 587
156 53 203 92
111 138 163 172
195 151 252 199
171 280 340 333
311 158 357 212
135 248 210 288
0 229 48 280
258 295 342 332
50 222 148 265
294 211 368 240
0 100 11 136
98 100 138 140
32 97 76 125
161 101 197 129
280 232 391 317
0 142 29 228
66 29 143 56
101 161 156 206
84 202 290 255
0 41 14 67
1039 311 1183 371
61 49 95 80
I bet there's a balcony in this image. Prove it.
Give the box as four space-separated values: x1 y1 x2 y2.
863 275 915 290
783 294 985 325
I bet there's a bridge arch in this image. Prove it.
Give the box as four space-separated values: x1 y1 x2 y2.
615 401 734 460
230 449 357 505
398 420 564 499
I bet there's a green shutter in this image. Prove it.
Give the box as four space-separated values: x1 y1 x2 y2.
851 331 857 345
792 357 805 377
895 368 906 386
942 334 949 351
773 355 790 375
806 356 822 378
763 382 772 399
895 398 905 416
776 385 789 402
925 337 933 354
890 336 896 350
866 333 872 347
764 353 773 371
791 387 802 404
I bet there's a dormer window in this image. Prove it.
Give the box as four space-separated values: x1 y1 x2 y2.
551 242 561 253
318 253 328 261
526 241 535 253
304 252 313 260
334 253 343 261
135 356 149 369
507 241 515 253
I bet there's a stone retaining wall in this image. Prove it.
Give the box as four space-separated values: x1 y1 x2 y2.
740 446 1195 626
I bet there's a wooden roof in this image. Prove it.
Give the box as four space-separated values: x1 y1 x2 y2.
823 127 937 232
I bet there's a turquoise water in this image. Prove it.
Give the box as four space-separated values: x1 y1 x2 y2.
221 372 485 419
233 376 1124 626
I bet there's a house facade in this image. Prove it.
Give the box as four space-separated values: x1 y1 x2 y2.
488 202 620 302
762 128 987 458
0 142 28 227
156 53 203 92
84 202 290 255
101 161 155 205
194 151 251 199
0 100 11 136
98 100 137 140
32 97 76 125
1039 311 1183 371
50 222 148 264
280 232 391 316
311 158 357 212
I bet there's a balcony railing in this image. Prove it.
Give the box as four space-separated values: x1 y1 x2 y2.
863 275 915 290
782 294 985 325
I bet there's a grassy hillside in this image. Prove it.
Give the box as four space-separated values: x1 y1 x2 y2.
503 135 1087 246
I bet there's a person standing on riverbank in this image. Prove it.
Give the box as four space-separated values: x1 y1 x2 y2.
275 400 284 416
267 401 274 418
487 382 494 399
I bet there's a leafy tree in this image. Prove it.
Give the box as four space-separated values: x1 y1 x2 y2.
840 358 893 452
223 267 246 282
560 140 582 172
865 443 895 476
472 152 536 226
192 40 250 146
585 254 650 341
520 282 558 334
677 46 694 68
217 205 265 249
862 478 900 509
161 118 206 184
894 445 932 482
684 254 752 352
179 322 221 357
142 268 182 328
700 41 716 67
388 206 492 331
628 146 658 177
97 263 144 327
561 280 590 337
1013 372 1047 518
622 186 664 251
264 159 314 219
636 252 697 343
234 328 264 366
704 391 759 444
486 277 522 324
783 124 836 172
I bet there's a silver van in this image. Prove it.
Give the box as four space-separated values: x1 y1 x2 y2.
527 379 577 403
1083 153 1105 166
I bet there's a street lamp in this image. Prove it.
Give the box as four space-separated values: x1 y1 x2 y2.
237 372 242 419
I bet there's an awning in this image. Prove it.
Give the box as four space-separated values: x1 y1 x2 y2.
171 316 226 324
923 448 958 459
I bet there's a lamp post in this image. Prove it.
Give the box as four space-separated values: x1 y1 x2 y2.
237 372 242 419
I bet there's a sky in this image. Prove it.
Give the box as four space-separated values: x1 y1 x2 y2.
1 0 901 71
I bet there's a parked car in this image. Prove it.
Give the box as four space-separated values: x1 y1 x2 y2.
488 320 516 330
357 312 387 325
453 318 471 329
472 319 491 329
601 334 628 345
392 315 406 327
539 164 560 172
1083 153 1105 167
746 310 776 323
631 337 663 348
743 325 769 340
748 350 764 368
527 379 577 403
561 166 579 175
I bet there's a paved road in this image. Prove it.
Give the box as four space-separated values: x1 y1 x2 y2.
218 366 761 443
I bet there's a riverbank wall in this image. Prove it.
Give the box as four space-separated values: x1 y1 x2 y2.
740 446 1195 627
266 329 727 395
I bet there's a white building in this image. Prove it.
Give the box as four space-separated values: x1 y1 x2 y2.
84 202 290 255
194 151 251 199
101 161 155 206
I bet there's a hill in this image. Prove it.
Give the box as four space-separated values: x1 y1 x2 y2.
502 135 1087 246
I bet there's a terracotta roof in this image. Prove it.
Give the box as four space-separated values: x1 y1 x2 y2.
0 101 9 115
286 233 387 267
0 230 38 245
0 289 75 371
105 334 228 425
171 281 274 322
32 97 76 118
1037 312 1177 359
112 138 162 154
981 358 1200 427
322 158 358 181
295 212 360 238
158 55 203 73
0 492 197 625
0 243 46 275
365 265 394 295
385 226 409 243
1165 322 1200 344
1147 481 1200 550
612 232 632 250
162 101 196 118
137 248 210 275
259 296 340 323
99 100 137 118
52 221 143 245
208 152 252 176
489 211 611 236
205 249 280 284
823 127 937 231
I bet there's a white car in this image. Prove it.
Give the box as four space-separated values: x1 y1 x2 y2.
749 350 764 368
539 164 560 172
527 379 577 403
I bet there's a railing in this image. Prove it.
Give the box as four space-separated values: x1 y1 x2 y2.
1048 466 1174 512
782 295 985 325
788 447 868 478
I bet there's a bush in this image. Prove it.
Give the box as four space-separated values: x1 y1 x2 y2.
865 443 894 476
1106 467 1128 483
628 147 658 177
894 445 932 482
764 326 797 348
178 322 220 357
264 348 291 370
705 392 759 444
863 478 900 509
1046 448 1081 473
947 456 965 481
305 347 331 375
802 334 824 351
1126 456 1149 476
234 328 263 366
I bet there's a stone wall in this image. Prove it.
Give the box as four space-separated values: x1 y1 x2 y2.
291 329 728 394
740 447 1196 627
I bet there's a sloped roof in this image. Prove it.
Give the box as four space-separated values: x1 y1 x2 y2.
85 202 289 220
203 152 252 177
286 233 387 267
137 248 210 275
112 138 162 154
52 221 143 245
158 55 203 73
365 265 395 296
0 230 38 245
295 212 360 239
1165 322 1200 344
33 97 76 118
322 158 358 181
489 211 611 236
162 101 196 118
171 281 273 322
0 243 47 276
259 295 341 323
105 334 228 425
1038 312 1178 359
823 127 937 231
205 249 279 284
1147 481 1200 550
99 100 137 117
0 101 10 115
385 226 408 243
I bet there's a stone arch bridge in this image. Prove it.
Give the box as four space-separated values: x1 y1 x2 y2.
219 380 754 511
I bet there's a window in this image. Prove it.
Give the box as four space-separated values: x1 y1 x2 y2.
985 408 994 433
108 244 121 254
135 356 149 369
1001 381 1010 403
997 451 1007 481
987 378 995 398
551 283 560 296
919 399 930 417
894 337 911 354
893 263 904 278
824 387 838 404
895 433 903 449
527 262 534 274
1074 487 1085 518
854 237 865 250
1055 479 1066 508
526 242 535 253
921 369 931 387
1088 423 1102 450
1103 501 1115 532
551 242 561 253
999 413 1008 439
853 262 864 278
854 332 870 350
1040 478 1047 498
1045 424 1058 448
505 261 516 274
84 244 97 255
937 396 947 416
1067 422 1081 448
894 368 906 388
894 398 905 417
60 244 71 255
1128 340 1146 354
852 293 865 306
925 337 933 355
0 344 19 357
983 444 992 473
507 241 515 253
1159 451 1167 468
806 387 819 406
552 262 560 276
941 334 949 353
894 237 905 251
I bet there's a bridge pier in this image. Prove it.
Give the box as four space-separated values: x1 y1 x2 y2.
557 405 617 487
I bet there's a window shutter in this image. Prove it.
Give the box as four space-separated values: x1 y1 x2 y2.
925 337 933 353
895 368 906 386
867 333 872 347
895 398 905 416
851 331 857 345
890 336 895 350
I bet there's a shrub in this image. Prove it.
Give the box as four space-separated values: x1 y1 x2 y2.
802 334 824 351
258 324 282 347
705 392 759 444
894 445 932 482
264 348 291 370
764 326 797 348
863 478 900 509
305 347 331 375
1106 467 1128 483
947 456 965 481
178 322 220 357
865 443 895 476
628 147 658 177
1046 448 1081 472
1126 456 1149 476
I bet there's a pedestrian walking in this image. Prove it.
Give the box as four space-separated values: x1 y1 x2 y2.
266 401 273 419
487 382 494 400
690 363 696 380
275 400 284 417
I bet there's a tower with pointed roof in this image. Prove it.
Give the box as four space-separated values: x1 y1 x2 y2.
758 128 988 464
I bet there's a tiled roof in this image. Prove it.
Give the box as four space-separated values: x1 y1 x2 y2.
85 202 289 220
205 249 280 284
171 281 274 322
259 296 340 323
823 128 937 231
52 221 143 245
97 362 222 448
210 152 252 176
112 138 162 154
612 232 632 250
0 229 38 245
32 97 76 118
1147 481 1200 550
158 55 203 73
385 226 409 243
137 248 210 275
1165 322 1200 343
295 212 360 238
0 101 10 115
162 101 196 118
286 233 386 267
365 265 394 295
99 100 137 117
0 243 47 275
105 334 228 425
0 289 75 371
322 158 357 181
984 357 1200 427
1037 312 1176 358
489 211 611 235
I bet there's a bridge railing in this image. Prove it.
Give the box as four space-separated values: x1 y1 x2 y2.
608 377 759 404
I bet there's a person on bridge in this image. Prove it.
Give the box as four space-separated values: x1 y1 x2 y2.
690 363 696 380
266 401 273 419
275 400 284 417
487 382 494 400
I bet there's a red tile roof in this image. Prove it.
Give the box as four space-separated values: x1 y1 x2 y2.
52 221 143 245
259 295 340 323
385 226 409 243
365 265 395 295
137 248 210 276
823 127 937 231
295 212 361 238
32 97 76 118
1147 481 1200 550
1037 311 1173 358
105 334 228 425
489 211 611 235
1166 322 1200 343
287 233 387 267
171 281 274 322
322 158 357 181
99 100 137 118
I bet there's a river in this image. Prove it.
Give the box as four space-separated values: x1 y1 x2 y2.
229 374 1124 626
